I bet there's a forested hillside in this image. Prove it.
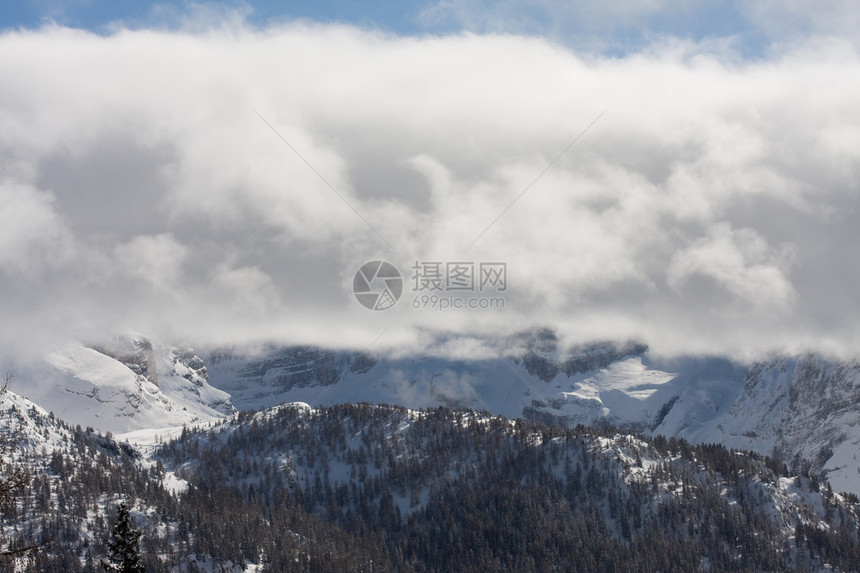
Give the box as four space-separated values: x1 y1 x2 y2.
3 398 860 571
160 404 860 572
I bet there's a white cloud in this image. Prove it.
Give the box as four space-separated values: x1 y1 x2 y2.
0 180 73 275
114 233 188 287
208 263 281 318
667 223 796 311
0 20 859 360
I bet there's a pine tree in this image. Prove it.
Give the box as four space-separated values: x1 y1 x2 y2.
100 502 144 573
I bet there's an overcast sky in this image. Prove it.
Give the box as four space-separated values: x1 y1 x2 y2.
1 1 860 361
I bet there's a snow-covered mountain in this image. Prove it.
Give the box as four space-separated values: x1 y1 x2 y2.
202 337 741 439
12 333 235 434
202 336 657 419
7 391 860 571
202 334 860 495
675 355 860 497
7 328 860 496
0 386 244 571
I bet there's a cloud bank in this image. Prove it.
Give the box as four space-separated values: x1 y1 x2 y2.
1 19 859 361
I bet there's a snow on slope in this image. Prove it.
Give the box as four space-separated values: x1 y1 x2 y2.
204 341 745 434
15 334 235 434
681 355 860 496
0 385 72 456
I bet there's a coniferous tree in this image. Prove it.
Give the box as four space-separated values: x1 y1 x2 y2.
100 503 144 573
